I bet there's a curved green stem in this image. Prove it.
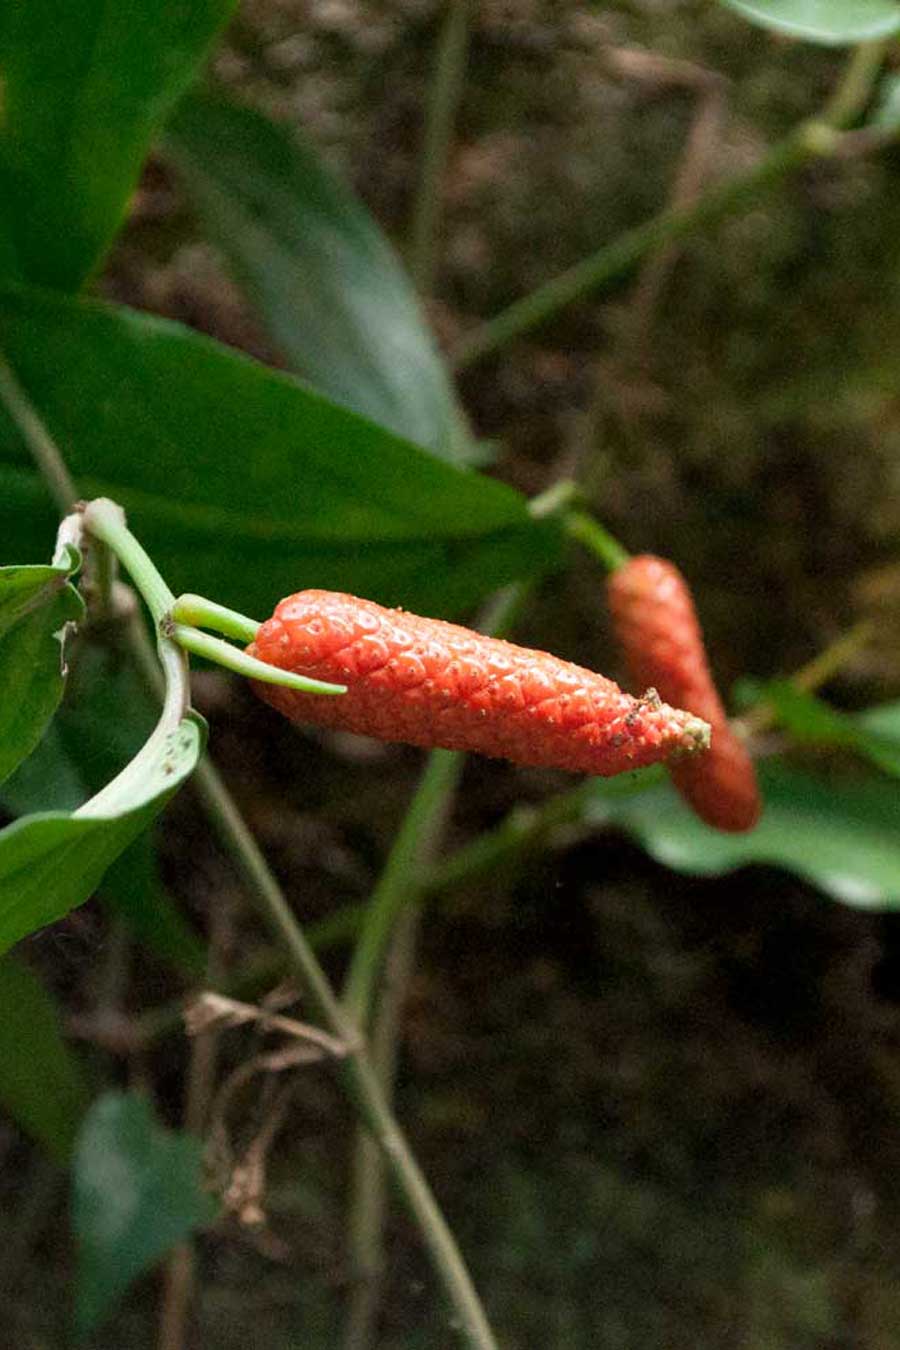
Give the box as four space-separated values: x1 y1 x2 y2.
565 510 629 572
171 593 260 643
821 39 887 130
409 0 473 295
170 624 347 697
83 498 175 625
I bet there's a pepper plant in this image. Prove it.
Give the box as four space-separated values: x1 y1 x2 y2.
1 1 900 1346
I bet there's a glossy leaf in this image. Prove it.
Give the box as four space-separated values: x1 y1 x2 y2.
0 0 237 290
584 758 900 909
0 954 90 1163
6 727 208 974
0 287 561 620
0 553 84 785
73 1091 216 1337
0 713 202 956
166 92 474 463
0 548 80 636
721 0 900 44
1 640 207 971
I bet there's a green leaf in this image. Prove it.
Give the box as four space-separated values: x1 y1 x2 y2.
1 638 207 972
720 0 900 44
0 713 202 956
0 0 237 290
166 92 475 464
0 549 80 636
584 758 900 909
0 554 84 785
0 954 90 1163
0 286 561 619
73 1091 217 1338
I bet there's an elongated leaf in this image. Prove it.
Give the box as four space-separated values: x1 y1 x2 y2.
73 1091 216 1338
584 758 900 909
0 0 237 290
0 954 90 1163
167 92 474 464
2 708 207 976
721 0 900 44
0 549 80 636
0 286 561 619
0 714 202 956
0 552 84 785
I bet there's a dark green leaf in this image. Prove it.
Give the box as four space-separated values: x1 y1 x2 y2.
73 1091 216 1338
0 550 80 637
0 553 84 785
721 0 900 44
0 0 237 290
0 286 561 619
583 758 900 909
3 700 207 975
0 713 202 956
0 954 89 1163
166 92 474 464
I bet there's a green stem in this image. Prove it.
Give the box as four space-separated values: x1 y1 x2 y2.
75 637 191 819
451 39 890 372
170 624 347 697
409 0 473 294
343 749 464 1023
422 768 663 897
0 352 78 511
343 906 421 1350
565 510 629 572
821 39 887 129
83 498 175 625
171 593 260 643
452 127 811 368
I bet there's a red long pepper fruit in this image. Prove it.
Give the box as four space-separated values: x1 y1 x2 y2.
607 555 761 832
248 590 710 776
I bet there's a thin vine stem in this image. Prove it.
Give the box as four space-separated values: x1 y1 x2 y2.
0 351 78 510
409 0 474 294
451 41 891 369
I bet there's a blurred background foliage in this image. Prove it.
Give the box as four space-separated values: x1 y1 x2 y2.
4 0 900 1345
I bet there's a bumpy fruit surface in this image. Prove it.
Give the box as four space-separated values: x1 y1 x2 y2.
607 555 761 832
248 590 710 777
